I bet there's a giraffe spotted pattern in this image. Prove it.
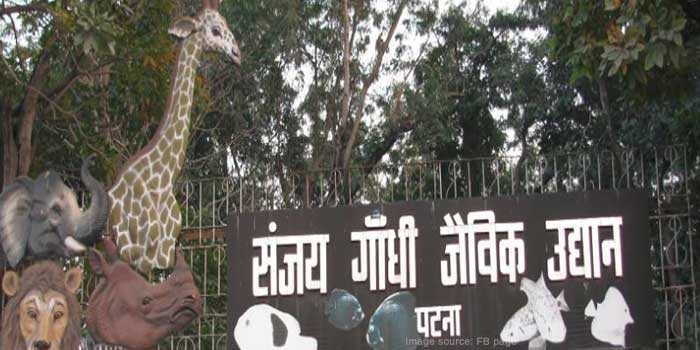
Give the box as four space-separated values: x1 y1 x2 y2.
109 6 240 272
109 38 198 272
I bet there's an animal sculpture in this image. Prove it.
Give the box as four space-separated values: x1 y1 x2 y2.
0 155 109 267
108 0 241 272
500 275 569 348
1 261 83 350
85 239 202 350
234 304 318 350
585 286 634 347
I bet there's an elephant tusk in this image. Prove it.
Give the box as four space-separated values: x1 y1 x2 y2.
64 237 87 253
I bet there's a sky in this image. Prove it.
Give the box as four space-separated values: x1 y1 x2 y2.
481 0 521 13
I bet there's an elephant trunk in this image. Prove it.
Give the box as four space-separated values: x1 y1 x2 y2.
74 155 110 248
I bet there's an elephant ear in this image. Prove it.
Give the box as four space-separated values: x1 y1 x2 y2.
0 177 32 267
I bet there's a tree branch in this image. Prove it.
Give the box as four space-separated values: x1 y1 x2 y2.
341 0 409 170
339 0 351 130
1 29 66 179
1 96 17 189
597 77 619 154
327 4 360 167
16 49 51 175
364 118 415 174
331 0 356 171
46 59 114 102
0 35 76 118
0 3 48 17
512 113 533 194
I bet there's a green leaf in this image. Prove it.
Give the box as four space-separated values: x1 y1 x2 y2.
654 51 663 68
630 47 640 61
655 44 667 68
633 65 648 84
608 59 622 77
605 0 619 11
563 6 574 21
644 45 656 71
669 47 680 68
673 33 683 46
570 69 584 84
672 18 687 31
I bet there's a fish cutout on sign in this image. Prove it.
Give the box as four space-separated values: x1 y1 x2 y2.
520 274 568 343
234 304 317 350
500 306 539 344
528 336 546 350
585 286 634 347
366 291 419 350
500 274 569 348
325 288 365 331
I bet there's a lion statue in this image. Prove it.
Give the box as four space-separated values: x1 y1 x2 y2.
1 261 82 350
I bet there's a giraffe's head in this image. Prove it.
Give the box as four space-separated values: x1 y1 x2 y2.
168 0 241 66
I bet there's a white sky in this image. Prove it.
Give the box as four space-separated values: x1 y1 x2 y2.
482 0 521 13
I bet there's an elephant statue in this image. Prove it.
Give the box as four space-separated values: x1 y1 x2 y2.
0 155 109 267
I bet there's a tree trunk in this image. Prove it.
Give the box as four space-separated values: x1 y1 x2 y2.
1 98 18 190
17 50 52 175
597 78 619 155
2 34 55 187
513 128 529 195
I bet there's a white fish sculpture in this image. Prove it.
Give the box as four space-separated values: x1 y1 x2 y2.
527 336 547 350
500 274 569 348
521 274 569 343
585 286 634 347
234 304 317 350
500 306 539 344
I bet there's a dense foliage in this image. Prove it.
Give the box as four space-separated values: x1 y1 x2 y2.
1 0 699 190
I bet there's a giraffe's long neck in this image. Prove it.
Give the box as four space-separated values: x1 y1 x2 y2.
153 34 202 176
107 34 203 271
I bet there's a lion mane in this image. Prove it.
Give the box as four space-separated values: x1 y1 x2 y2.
1 261 82 350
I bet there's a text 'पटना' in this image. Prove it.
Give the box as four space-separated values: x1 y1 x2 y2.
415 304 462 339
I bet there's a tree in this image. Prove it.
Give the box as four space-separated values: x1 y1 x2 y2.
521 0 700 152
404 5 512 162
4 0 699 199
185 0 437 205
1 0 183 188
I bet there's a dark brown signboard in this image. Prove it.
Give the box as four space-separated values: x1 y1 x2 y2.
227 190 653 350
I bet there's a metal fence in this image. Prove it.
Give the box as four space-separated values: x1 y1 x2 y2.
3 146 698 350
171 145 698 350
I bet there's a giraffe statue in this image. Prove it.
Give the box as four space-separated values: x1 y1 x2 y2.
108 0 241 272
